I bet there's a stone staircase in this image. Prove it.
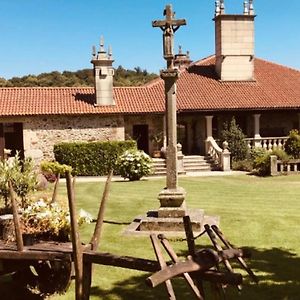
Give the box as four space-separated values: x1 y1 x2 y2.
183 155 214 172
152 155 214 176
152 158 167 176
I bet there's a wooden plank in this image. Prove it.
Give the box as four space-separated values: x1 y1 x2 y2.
150 234 176 300
9 181 24 251
211 225 258 283
90 170 113 251
159 234 204 300
183 216 204 296
0 250 70 260
82 261 92 300
204 224 242 291
83 251 160 273
66 172 83 300
146 258 210 288
183 216 196 257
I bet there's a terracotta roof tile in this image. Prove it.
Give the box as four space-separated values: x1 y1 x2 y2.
0 56 299 117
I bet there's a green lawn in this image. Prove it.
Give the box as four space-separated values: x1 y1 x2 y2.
3 174 300 299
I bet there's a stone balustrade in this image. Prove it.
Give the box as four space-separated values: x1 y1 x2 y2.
206 137 230 171
270 155 300 176
244 136 288 151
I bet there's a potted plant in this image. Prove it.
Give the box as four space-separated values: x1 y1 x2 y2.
150 132 163 158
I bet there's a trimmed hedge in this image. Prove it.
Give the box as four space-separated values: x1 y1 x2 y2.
53 140 137 176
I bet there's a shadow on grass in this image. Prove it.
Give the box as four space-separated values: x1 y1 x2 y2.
0 247 299 299
89 247 300 300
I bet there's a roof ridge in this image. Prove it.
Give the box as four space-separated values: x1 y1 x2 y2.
0 86 94 90
255 57 300 73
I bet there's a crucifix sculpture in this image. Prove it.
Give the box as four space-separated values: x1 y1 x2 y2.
152 5 187 218
152 5 186 69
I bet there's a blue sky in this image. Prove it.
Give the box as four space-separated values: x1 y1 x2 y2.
0 0 299 79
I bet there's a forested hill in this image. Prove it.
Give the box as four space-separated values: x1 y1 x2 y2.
0 66 158 87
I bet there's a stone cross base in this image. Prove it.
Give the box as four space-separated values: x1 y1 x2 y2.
158 187 186 218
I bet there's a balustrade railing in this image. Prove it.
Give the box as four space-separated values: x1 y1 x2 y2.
270 155 300 176
205 137 230 171
244 136 288 151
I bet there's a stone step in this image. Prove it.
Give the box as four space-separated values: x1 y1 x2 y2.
151 155 214 175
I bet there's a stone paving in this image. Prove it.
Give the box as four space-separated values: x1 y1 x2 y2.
61 170 247 183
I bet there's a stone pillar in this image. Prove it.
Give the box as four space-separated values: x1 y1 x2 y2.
270 155 278 176
221 141 231 171
253 114 262 148
205 116 213 154
177 143 185 175
158 70 186 218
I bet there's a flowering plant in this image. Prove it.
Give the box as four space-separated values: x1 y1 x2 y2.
116 150 152 181
21 198 93 241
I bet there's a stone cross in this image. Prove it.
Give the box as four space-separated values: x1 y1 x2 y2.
152 4 186 69
152 5 187 218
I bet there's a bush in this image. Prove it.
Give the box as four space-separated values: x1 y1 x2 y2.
252 148 290 176
116 150 152 181
232 159 253 172
284 129 300 159
0 153 37 210
54 140 137 176
220 117 248 162
40 161 72 181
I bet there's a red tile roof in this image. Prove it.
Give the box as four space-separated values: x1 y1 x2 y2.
0 56 299 117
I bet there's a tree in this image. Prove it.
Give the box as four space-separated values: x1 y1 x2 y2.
0 67 158 87
220 117 248 161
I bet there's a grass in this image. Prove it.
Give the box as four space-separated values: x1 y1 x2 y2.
2 174 300 299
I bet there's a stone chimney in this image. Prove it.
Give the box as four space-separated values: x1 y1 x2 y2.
91 37 115 106
174 46 192 70
214 0 255 81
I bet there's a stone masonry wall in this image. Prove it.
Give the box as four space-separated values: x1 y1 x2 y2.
0 115 125 160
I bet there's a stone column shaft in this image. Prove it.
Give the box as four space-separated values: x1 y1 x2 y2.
254 114 261 138
158 70 186 218
164 72 178 189
205 115 214 138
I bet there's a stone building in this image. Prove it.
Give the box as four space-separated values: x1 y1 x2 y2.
0 1 299 162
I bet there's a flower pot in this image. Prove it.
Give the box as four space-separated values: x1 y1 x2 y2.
152 150 161 158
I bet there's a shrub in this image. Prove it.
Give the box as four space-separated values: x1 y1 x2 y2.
116 150 152 181
54 140 137 176
40 161 72 181
252 148 290 176
232 159 253 172
220 117 248 162
0 153 37 210
284 129 300 159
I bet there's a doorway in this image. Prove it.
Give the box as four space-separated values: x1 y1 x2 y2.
132 124 149 154
0 123 24 159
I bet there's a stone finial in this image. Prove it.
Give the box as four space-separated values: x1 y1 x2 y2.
222 140 229 151
220 0 225 14
215 0 220 16
243 1 249 15
108 45 113 59
178 45 182 54
100 35 105 52
92 45 96 58
249 0 254 15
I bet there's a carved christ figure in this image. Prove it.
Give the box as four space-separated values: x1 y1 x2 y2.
163 26 174 59
152 5 186 68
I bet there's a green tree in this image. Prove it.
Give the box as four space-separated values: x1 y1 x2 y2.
220 117 248 161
